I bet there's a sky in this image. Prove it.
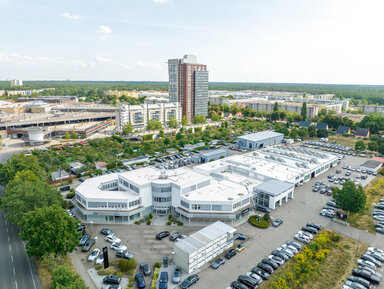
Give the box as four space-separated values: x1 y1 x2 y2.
1 0 384 84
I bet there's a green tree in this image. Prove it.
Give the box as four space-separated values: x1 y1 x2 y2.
147 119 162 130
159 129 164 138
333 181 366 213
211 113 221 121
122 122 133 135
290 128 298 139
0 153 43 186
70 131 78 139
355 140 366 151
21 205 80 257
308 125 317 137
298 127 309 139
193 114 206 124
368 141 378 151
301 102 308 121
64 131 70 139
317 128 329 138
273 101 279 112
181 115 189 126
51 265 88 289
0 179 63 227
167 116 178 128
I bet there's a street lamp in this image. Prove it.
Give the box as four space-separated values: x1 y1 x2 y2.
171 251 175 265
95 236 98 249
90 221 93 234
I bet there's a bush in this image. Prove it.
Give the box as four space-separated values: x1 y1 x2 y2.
168 214 173 220
95 264 102 270
97 269 111 275
249 215 269 228
146 220 151 225
166 221 172 226
119 259 129 272
154 262 161 269
150 268 160 289
149 213 153 219
263 212 270 222
126 258 137 270
177 221 184 226
66 192 75 199
343 244 351 249
330 233 341 242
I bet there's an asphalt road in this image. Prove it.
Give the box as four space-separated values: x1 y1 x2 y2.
0 210 42 289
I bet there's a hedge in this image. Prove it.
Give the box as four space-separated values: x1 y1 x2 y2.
150 268 160 289
249 215 270 228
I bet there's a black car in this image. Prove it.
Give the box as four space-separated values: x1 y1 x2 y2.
347 275 371 288
237 275 258 289
140 263 151 276
156 231 170 240
251 267 270 280
231 281 249 289
352 268 381 285
180 274 199 289
306 223 322 231
225 249 237 260
79 234 91 246
262 258 279 270
271 250 289 261
101 228 114 235
82 239 95 252
210 258 225 269
77 224 86 232
169 232 181 241
257 262 274 274
302 226 318 234
103 275 121 285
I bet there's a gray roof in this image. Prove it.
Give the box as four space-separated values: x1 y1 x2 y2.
360 160 382 170
316 123 328 129
355 127 369 137
299 121 311 128
237 131 284 142
174 221 235 255
51 169 69 180
200 149 228 158
336 125 350 134
254 179 293 196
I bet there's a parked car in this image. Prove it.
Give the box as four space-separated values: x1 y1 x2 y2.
230 281 249 289
96 253 104 265
268 255 284 266
344 280 367 289
101 228 114 236
180 274 199 289
262 258 278 270
87 248 100 262
82 239 95 252
104 285 121 289
302 226 318 234
352 268 381 285
361 253 383 267
245 272 262 285
272 219 283 227
116 250 133 260
347 275 371 288
237 275 258 289
271 250 289 261
257 262 274 274
251 267 270 280
306 223 322 231
79 234 91 246
106 234 121 243
210 258 225 269
172 267 182 284
111 242 127 251
297 231 313 240
282 244 298 254
294 234 310 244
135 274 146 289
156 231 170 240
286 241 302 250
169 232 181 241
225 249 237 259
235 234 246 240
140 263 151 276
356 259 376 269
159 271 168 289
236 244 245 252
103 275 121 285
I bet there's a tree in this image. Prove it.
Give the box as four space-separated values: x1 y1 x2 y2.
122 122 133 135
333 181 366 213
64 131 70 139
308 125 317 137
167 116 178 128
212 113 221 121
147 119 162 130
355 140 366 151
368 141 378 152
159 129 164 138
301 102 308 121
181 115 189 126
51 265 88 289
0 179 63 227
70 131 78 139
317 128 329 138
271 111 280 121
273 102 279 112
21 205 80 257
0 153 43 186
298 127 309 139
290 128 298 139
193 114 206 124
279 111 287 120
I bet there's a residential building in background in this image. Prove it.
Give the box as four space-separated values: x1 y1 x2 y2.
116 102 181 130
10 79 23 87
168 55 208 121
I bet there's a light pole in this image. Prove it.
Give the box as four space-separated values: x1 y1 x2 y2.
171 251 175 265
95 236 98 249
90 221 93 234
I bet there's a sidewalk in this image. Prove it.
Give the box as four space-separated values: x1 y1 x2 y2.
70 251 97 289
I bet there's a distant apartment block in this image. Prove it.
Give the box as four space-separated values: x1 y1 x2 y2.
168 55 208 122
358 105 384 115
10 79 23 87
116 102 182 130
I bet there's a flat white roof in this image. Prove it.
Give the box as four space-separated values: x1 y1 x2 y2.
238 131 283 142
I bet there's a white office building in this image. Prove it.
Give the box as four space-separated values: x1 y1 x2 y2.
10 79 23 87
173 221 236 273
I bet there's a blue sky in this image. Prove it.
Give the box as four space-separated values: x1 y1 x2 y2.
1 0 384 84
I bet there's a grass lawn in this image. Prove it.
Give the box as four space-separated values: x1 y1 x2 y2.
262 231 368 289
348 174 384 233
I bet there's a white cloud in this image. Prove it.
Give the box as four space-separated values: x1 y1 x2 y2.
95 55 111 62
61 12 83 20
97 25 112 34
153 0 170 3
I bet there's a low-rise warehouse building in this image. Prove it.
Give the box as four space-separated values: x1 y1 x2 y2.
173 221 236 273
254 179 294 210
199 149 228 163
359 160 382 172
237 131 284 150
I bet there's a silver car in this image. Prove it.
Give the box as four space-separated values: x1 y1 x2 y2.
172 267 182 284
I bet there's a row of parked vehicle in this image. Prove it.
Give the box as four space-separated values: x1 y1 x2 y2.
320 200 339 218
342 247 383 289
373 197 384 234
230 223 322 288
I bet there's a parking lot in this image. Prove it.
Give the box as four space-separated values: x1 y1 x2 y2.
72 150 384 289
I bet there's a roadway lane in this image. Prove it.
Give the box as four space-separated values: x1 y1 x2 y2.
0 210 42 289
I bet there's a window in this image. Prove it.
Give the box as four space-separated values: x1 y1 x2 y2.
233 202 241 209
130 184 139 193
192 204 200 210
241 198 249 205
129 199 141 207
153 197 171 202
181 200 189 209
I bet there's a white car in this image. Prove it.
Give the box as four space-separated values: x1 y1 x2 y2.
276 247 294 258
88 248 100 262
297 231 313 240
111 242 127 251
373 215 384 222
294 234 310 244
357 258 376 269
96 253 104 265
282 244 298 254
368 247 384 256
106 234 121 243
245 272 262 284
